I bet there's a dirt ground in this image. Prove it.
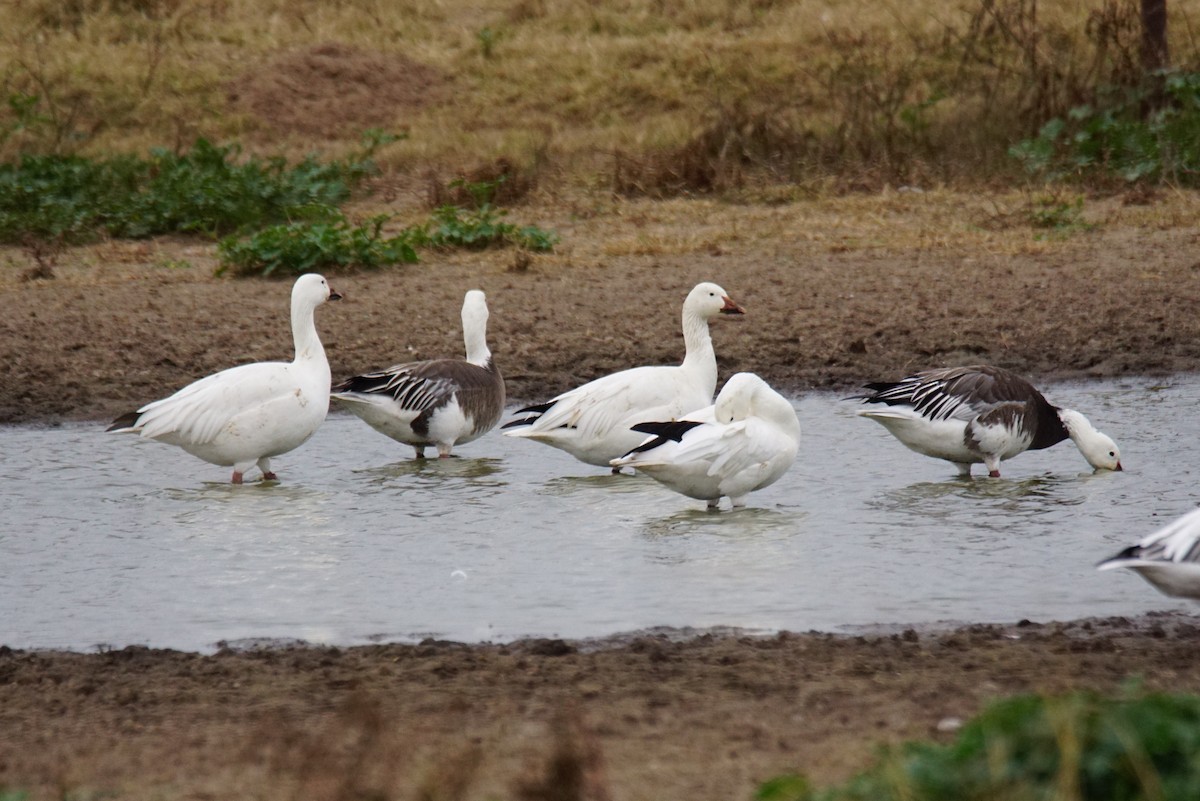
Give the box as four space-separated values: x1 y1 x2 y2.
3 189 1200 799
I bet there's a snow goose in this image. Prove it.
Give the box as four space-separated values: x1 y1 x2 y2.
502 282 745 468
107 273 342 483
1097 508 1200 600
610 372 800 509
330 289 504 458
852 365 1122 477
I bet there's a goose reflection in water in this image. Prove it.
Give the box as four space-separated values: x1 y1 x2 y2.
354 456 505 484
640 506 805 541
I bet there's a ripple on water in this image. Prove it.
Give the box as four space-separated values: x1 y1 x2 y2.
1 377 1197 651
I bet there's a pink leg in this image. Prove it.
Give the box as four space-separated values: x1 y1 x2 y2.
262 471 278 481
988 469 1001 478
231 471 244 484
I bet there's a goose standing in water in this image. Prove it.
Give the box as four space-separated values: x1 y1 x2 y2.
108 273 342 483
503 282 744 469
331 290 504 459
1098 508 1200 600
610 372 800 509
852 365 1122 477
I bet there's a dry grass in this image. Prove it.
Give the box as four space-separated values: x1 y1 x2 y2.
6 182 1200 290
3 0 1200 192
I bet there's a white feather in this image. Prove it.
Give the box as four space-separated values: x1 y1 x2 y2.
1098 508 1200 600
504 282 743 468
611 373 800 509
331 290 504 459
109 273 339 482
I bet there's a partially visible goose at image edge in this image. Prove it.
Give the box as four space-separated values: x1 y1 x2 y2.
331 289 505 459
107 273 342 484
1098 507 1200 600
851 364 1122 478
611 372 801 510
502 282 745 469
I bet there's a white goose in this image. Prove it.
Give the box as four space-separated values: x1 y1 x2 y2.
610 372 800 509
331 289 504 459
1098 508 1200 600
853 365 1122 477
502 282 745 468
107 273 341 483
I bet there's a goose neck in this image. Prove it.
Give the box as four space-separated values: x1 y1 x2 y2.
291 297 326 364
464 318 492 367
680 307 716 379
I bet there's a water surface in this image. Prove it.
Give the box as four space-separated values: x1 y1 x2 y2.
2 375 1195 652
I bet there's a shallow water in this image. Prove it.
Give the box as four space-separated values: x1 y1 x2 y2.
2 375 1196 653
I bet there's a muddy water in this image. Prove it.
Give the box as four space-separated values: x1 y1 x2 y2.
1 376 1194 652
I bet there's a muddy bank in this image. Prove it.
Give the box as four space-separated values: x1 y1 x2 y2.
3 614 1200 801
2 193 1199 426
4 191 1200 800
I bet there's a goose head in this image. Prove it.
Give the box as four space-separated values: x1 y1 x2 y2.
1058 408 1122 471
716 372 801 439
463 289 489 328
293 273 342 308
685 282 745 320
714 372 764 423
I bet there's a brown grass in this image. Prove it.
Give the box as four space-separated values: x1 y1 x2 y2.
3 0 1200 192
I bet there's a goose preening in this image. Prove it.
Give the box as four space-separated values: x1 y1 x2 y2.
852 365 1122 477
610 372 800 509
1097 508 1200 600
502 282 745 469
331 289 504 459
107 273 342 483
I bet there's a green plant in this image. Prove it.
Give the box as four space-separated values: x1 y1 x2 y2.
1 91 49 147
110 139 371 238
1026 193 1092 234
476 26 499 58
0 138 376 245
421 178 557 252
0 152 145 243
216 214 419 277
1011 72 1200 185
422 203 557 251
761 690 1200 801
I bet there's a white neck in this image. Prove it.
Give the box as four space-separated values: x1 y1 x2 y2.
680 305 717 390
291 295 325 364
1058 408 1094 442
464 314 491 367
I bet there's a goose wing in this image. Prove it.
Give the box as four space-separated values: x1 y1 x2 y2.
509 365 699 441
334 360 467 415
118 361 294 445
860 366 1037 422
1099 509 1200 568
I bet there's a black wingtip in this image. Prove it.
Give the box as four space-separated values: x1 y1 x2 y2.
501 401 556 429
1097 545 1141 568
630 420 704 441
107 411 141 431
515 401 555 416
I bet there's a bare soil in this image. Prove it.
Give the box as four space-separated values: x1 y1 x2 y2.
2 189 1200 800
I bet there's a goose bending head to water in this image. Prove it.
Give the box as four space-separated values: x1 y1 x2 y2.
611 372 800 509
852 365 1122 478
331 289 505 459
1098 508 1200 600
107 273 342 483
502 282 745 469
